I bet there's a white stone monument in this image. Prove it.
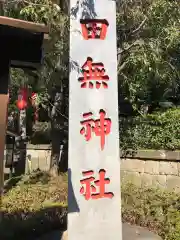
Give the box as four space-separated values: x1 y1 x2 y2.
68 0 122 239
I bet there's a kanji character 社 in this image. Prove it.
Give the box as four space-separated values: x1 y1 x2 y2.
78 57 109 89
80 109 111 150
80 19 109 40
80 169 114 200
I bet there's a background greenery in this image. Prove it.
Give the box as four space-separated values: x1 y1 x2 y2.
120 108 180 151
4 0 180 151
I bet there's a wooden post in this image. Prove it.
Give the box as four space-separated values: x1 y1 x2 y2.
0 58 10 222
68 0 122 239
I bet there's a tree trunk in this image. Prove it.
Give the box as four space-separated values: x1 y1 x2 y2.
50 87 64 176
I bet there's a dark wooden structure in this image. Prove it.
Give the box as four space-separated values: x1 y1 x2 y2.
5 130 19 178
0 16 49 216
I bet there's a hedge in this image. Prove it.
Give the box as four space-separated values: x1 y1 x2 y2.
1 171 67 240
120 108 180 151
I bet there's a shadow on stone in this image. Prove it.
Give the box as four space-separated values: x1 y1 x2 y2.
70 0 97 19
35 231 63 240
68 168 80 213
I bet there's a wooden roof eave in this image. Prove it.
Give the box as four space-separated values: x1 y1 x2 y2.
0 16 49 36
0 16 50 70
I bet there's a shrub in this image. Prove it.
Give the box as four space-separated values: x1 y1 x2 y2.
1 171 67 240
120 108 180 151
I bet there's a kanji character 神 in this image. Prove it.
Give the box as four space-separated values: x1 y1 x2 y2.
80 109 111 150
80 169 114 200
80 19 109 40
78 57 109 89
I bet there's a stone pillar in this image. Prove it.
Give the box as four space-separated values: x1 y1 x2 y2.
68 0 122 239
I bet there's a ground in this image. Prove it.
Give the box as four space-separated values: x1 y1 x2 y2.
122 223 162 240
36 224 162 240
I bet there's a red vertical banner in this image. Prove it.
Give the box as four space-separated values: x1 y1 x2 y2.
20 88 28 102
31 92 38 121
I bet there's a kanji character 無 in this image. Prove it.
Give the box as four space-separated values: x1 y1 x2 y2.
78 57 109 89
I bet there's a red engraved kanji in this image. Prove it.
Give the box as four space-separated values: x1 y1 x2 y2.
78 57 109 89
80 109 111 150
80 19 109 40
80 169 114 200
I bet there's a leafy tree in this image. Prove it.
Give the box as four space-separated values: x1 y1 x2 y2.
117 0 180 113
6 0 69 128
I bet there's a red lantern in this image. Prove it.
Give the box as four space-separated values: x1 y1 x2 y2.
17 99 27 110
17 87 28 110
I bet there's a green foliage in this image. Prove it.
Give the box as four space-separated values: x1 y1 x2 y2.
5 0 61 24
119 0 180 152
117 0 180 109
120 108 180 151
122 182 180 240
6 0 69 92
3 171 68 212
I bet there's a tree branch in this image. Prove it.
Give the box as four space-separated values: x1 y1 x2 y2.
118 61 128 73
117 38 144 67
48 101 68 120
131 16 147 35
117 16 147 59
117 40 139 56
165 61 180 80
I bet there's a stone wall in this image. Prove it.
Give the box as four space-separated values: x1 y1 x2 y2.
4 144 51 174
25 144 51 173
121 150 180 192
4 145 180 191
